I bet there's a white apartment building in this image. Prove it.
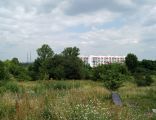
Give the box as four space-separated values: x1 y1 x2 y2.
80 55 125 67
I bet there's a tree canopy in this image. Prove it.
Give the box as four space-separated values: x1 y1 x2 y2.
125 53 138 73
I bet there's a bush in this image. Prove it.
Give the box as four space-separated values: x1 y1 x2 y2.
135 75 154 86
101 72 126 90
45 81 80 90
41 108 53 120
0 87 7 95
125 53 138 73
33 84 46 94
0 61 9 80
93 64 128 90
0 103 15 119
4 81 20 93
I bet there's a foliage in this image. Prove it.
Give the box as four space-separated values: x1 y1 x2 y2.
28 59 40 80
37 44 54 61
0 103 15 119
11 58 20 65
93 64 128 90
125 53 138 73
37 44 54 80
102 72 126 90
136 60 156 75
135 74 154 86
46 47 85 80
44 81 80 90
62 46 80 57
62 47 85 79
0 80 156 120
139 59 156 71
63 57 85 79
41 108 53 120
0 61 6 80
4 81 20 93
83 64 93 80
47 54 65 80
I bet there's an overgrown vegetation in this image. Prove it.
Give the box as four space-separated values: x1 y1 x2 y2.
0 80 155 120
0 44 155 89
0 44 156 119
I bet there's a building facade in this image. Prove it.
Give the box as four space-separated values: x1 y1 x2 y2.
80 55 125 67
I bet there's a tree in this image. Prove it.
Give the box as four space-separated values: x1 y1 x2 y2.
102 71 125 90
63 57 85 79
135 74 154 86
33 44 54 80
93 64 128 90
47 54 65 80
61 47 85 79
11 58 20 65
4 59 30 81
62 47 79 57
37 44 54 61
83 64 93 80
28 59 41 80
0 61 6 80
139 59 156 71
125 53 138 73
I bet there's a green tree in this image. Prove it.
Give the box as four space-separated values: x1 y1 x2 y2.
28 59 41 80
139 59 156 71
37 44 54 61
125 53 138 73
62 47 79 57
33 44 54 80
83 64 93 80
93 64 128 90
4 59 30 81
11 58 20 65
135 74 154 86
0 61 6 80
63 57 85 79
47 54 65 80
61 47 85 79
101 71 125 90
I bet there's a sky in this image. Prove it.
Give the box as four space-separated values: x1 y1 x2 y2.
0 0 156 62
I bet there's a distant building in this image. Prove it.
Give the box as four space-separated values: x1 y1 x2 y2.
79 55 125 67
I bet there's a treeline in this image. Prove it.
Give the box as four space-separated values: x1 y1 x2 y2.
0 44 156 90
28 44 88 80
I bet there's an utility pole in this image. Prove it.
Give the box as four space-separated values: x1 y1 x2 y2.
30 51 31 63
27 52 29 63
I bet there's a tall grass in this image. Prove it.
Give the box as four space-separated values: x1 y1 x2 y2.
0 81 24 94
44 80 81 90
0 80 155 120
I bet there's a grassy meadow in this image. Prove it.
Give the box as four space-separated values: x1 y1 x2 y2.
0 79 156 120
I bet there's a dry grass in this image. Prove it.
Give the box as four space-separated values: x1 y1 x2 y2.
0 80 156 120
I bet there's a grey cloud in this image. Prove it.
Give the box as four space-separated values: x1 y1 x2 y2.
0 0 156 61
64 0 136 15
0 0 64 14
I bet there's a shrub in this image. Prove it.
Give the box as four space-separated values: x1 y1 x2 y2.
144 75 154 86
135 75 154 86
4 81 20 93
41 108 53 120
33 84 46 94
125 53 138 73
0 103 15 119
45 81 80 90
93 64 128 90
0 87 7 95
101 72 126 90
0 61 10 80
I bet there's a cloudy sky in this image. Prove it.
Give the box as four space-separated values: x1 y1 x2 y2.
0 0 156 62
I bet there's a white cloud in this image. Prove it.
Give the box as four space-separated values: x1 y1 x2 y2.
0 0 156 61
